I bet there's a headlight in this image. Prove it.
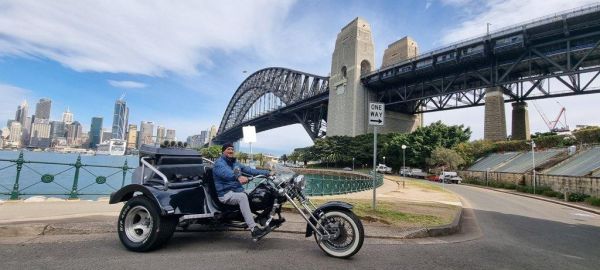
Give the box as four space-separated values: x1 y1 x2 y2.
293 175 306 190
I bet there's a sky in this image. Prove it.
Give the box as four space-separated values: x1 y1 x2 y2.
1 0 599 155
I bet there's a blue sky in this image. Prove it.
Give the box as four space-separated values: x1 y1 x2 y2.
1 0 599 155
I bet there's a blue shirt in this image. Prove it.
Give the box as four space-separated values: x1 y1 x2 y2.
212 154 270 197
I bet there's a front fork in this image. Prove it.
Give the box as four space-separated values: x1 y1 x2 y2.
283 193 333 241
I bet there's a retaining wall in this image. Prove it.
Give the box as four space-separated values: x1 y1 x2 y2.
458 170 600 197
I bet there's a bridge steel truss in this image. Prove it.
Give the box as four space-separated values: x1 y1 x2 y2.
215 67 329 144
362 4 600 114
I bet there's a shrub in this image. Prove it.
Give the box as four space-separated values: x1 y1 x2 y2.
568 192 590 202
542 190 562 198
504 183 517 190
516 185 533 193
535 186 553 195
585 196 600 206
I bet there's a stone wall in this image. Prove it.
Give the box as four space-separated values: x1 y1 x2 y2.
458 170 600 197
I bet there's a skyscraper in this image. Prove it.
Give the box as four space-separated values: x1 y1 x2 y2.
156 126 166 143
166 129 176 141
111 98 129 140
8 122 22 147
66 121 83 146
35 98 52 120
62 107 73 124
208 125 217 145
29 119 51 148
15 100 29 124
89 117 103 149
138 121 154 146
127 124 138 150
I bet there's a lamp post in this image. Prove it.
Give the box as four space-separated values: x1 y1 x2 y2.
352 157 355 171
401 144 407 177
383 156 386 165
487 22 491 36
531 140 536 194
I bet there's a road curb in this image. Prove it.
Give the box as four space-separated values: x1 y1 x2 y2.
463 184 600 215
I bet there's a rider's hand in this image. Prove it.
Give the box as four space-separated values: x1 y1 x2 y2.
238 175 249 184
268 171 275 176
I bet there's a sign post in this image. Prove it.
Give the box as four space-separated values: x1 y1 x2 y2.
368 102 384 210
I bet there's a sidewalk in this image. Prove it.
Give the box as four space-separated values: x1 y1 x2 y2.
0 176 463 241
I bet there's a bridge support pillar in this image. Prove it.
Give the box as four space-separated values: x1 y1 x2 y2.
484 87 507 141
326 17 375 137
511 101 531 141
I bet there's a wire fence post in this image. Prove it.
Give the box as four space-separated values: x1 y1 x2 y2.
10 151 24 200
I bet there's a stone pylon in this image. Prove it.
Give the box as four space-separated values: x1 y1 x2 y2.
326 18 376 137
511 101 531 140
484 87 507 141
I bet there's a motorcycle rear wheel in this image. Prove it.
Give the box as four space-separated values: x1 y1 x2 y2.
314 210 364 258
117 196 178 252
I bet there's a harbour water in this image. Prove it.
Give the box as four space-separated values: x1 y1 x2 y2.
0 150 138 200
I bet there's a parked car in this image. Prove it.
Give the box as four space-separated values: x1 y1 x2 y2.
439 171 462 184
409 168 428 179
376 164 392 174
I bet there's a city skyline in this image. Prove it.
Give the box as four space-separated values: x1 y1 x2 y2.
1 0 600 154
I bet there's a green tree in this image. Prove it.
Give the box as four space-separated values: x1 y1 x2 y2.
200 145 222 160
280 154 288 164
427 147 465 170
236 152 249 163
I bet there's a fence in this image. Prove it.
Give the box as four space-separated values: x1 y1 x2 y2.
0 152 133 200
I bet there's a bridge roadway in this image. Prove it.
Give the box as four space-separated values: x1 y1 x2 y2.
2 182 599 269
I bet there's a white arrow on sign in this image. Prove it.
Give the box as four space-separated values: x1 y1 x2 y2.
368 102 385 126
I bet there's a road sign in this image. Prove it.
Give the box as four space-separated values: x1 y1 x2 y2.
369 102 385 126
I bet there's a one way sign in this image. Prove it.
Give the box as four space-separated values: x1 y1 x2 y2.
368 102 385 126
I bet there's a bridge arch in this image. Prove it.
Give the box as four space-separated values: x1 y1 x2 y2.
216 67 329 143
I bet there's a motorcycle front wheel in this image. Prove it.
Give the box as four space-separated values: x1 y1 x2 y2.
314 210 364 258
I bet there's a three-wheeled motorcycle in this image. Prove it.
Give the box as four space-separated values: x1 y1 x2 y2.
109 144 364 258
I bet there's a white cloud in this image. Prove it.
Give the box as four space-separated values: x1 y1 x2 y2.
0 0 296 76
441 0 598 44
0 83 31 124
426 0 433 10
108 80 146 89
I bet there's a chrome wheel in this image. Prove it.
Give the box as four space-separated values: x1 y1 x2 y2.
315 210 364 258
124 205 153 243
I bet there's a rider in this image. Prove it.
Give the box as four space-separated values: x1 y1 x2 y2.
213 143 272 240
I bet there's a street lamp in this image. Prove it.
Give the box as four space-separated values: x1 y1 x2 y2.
383 156 386 165
352 157 355 171
401 144 407 177
531 140 536 194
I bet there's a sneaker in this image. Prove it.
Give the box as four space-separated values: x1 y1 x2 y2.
251 226 270 241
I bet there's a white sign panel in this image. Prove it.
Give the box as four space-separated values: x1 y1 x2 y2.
242 126 257 143
369 102 385 126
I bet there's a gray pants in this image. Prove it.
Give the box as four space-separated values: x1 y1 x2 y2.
219 191 256 230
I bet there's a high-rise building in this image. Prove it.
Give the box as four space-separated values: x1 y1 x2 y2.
138 121 154 146
156 126 166 143
62 107 73 125
102 128 113 141
50 121 66 139
29 119 51 148
66 121 83 146
208 125 218 145
15 100 28 125
35 98 52 120
8 121 22 147
111 98 129 140
89 117 103 149
187 134 205 149
200 130 209 144
166 129 176 141
127 124 138 149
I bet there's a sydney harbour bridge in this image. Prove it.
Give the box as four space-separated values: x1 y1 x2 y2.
214 4 600 144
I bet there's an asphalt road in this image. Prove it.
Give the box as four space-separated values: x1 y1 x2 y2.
2 182 600 270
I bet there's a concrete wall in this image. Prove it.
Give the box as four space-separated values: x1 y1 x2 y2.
511 102 531 141
458 170 600 197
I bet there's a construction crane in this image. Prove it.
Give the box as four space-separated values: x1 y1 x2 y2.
531 101 570 132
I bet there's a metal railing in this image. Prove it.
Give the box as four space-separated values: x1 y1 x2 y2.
0 152 133 200
243 172 384 196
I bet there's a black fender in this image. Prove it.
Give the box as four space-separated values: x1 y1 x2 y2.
305 201 353 237
109 184 176 216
